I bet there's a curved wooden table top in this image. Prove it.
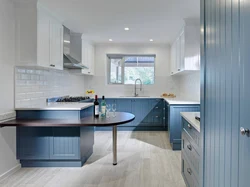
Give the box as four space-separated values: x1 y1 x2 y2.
0 112 135 128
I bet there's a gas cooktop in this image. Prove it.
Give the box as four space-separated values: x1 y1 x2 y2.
56 96 91 102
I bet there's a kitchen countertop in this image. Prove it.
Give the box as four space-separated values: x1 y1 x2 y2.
180 112 200 132
0 112 135 127
104 96 200 105
15 97 200 111
163 98 200 105
15 103 94 111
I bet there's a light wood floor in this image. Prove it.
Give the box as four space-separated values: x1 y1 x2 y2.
0 131 186 187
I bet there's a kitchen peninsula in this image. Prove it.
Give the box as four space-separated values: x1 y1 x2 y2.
1 103 135 167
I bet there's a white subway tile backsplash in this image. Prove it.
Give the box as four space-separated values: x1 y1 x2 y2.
15 66 85 107
16 93 26 100
21 74 31 80
16 68 26 73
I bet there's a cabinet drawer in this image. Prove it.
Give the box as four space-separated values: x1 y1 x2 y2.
182 155 199 187
183 119 200 149
152 115 163 125
182 130 200 180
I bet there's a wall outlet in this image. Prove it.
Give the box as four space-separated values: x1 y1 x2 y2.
0 111 16 122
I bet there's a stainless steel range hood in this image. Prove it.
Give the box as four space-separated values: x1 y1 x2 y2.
63 26 88 69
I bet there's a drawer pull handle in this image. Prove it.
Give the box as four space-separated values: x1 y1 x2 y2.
187 168 192 175
188 124 192 129
155 107 159 109
187 144 192 151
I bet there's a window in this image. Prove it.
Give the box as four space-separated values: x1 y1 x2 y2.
108 55 155 85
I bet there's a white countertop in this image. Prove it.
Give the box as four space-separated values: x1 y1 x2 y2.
164 98 200 105
105 96 200 105
181 112 200 132
15 103 94 111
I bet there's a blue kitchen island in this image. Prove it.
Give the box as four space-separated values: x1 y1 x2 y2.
15 103 95 167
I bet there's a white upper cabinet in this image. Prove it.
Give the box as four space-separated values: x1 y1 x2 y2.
81 40 95 75
15 1 63 70
170 20 200 75
48 17 63 70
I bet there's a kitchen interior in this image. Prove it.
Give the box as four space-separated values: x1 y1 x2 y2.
0 0 201 187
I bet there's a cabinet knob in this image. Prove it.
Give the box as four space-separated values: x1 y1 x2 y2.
50 64 55 67
155 116 159 118
187 168 192 175
187 144 192 151
155 107 159 109
240 127 249 136
178 69 181 71
188 124 192 129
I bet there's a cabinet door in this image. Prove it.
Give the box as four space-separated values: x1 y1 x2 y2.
50 127 80 160
176 37 181 72
180 31 185 71
49 18 63 70
171 42 177 75
17 127 51 160
169 105 200 145
131 99 150 127
117 99 132 126
89 45 95 75
81 41 90 74
37 9 50 68
150 99 164 127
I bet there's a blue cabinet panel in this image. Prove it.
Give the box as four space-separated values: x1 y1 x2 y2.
131 99 151 127
50 127 80 160
80 126 94 162
117 99 132 126
17 127 51 160
169 105 200 150
96 98 168 131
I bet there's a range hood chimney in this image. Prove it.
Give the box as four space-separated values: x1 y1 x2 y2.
63 26 88 69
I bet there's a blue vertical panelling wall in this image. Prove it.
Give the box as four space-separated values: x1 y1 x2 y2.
201 0 250 186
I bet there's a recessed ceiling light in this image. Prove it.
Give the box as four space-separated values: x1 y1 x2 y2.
149 39 154 42
124 27 130 31
109 39 113 42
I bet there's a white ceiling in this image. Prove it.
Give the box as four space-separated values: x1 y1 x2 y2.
39 0 200 44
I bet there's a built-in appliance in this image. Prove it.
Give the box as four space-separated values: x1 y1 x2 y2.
47 96 92 103
63 26 88 69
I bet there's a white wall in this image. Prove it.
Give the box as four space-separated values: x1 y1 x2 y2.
176 72 200 101
0 0 20 178
84 44 179 97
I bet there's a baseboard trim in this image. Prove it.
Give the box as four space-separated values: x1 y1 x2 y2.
0 164 21 181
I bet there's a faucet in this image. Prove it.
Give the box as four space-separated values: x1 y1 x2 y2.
134 78 142 97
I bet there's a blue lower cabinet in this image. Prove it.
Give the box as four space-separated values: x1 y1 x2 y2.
16 107 94 167
96 98 167 131
50 127 80 160
131 99 150 127
181 117 200 187
17 127 51 160
117 99 132 126
169 105 200 150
